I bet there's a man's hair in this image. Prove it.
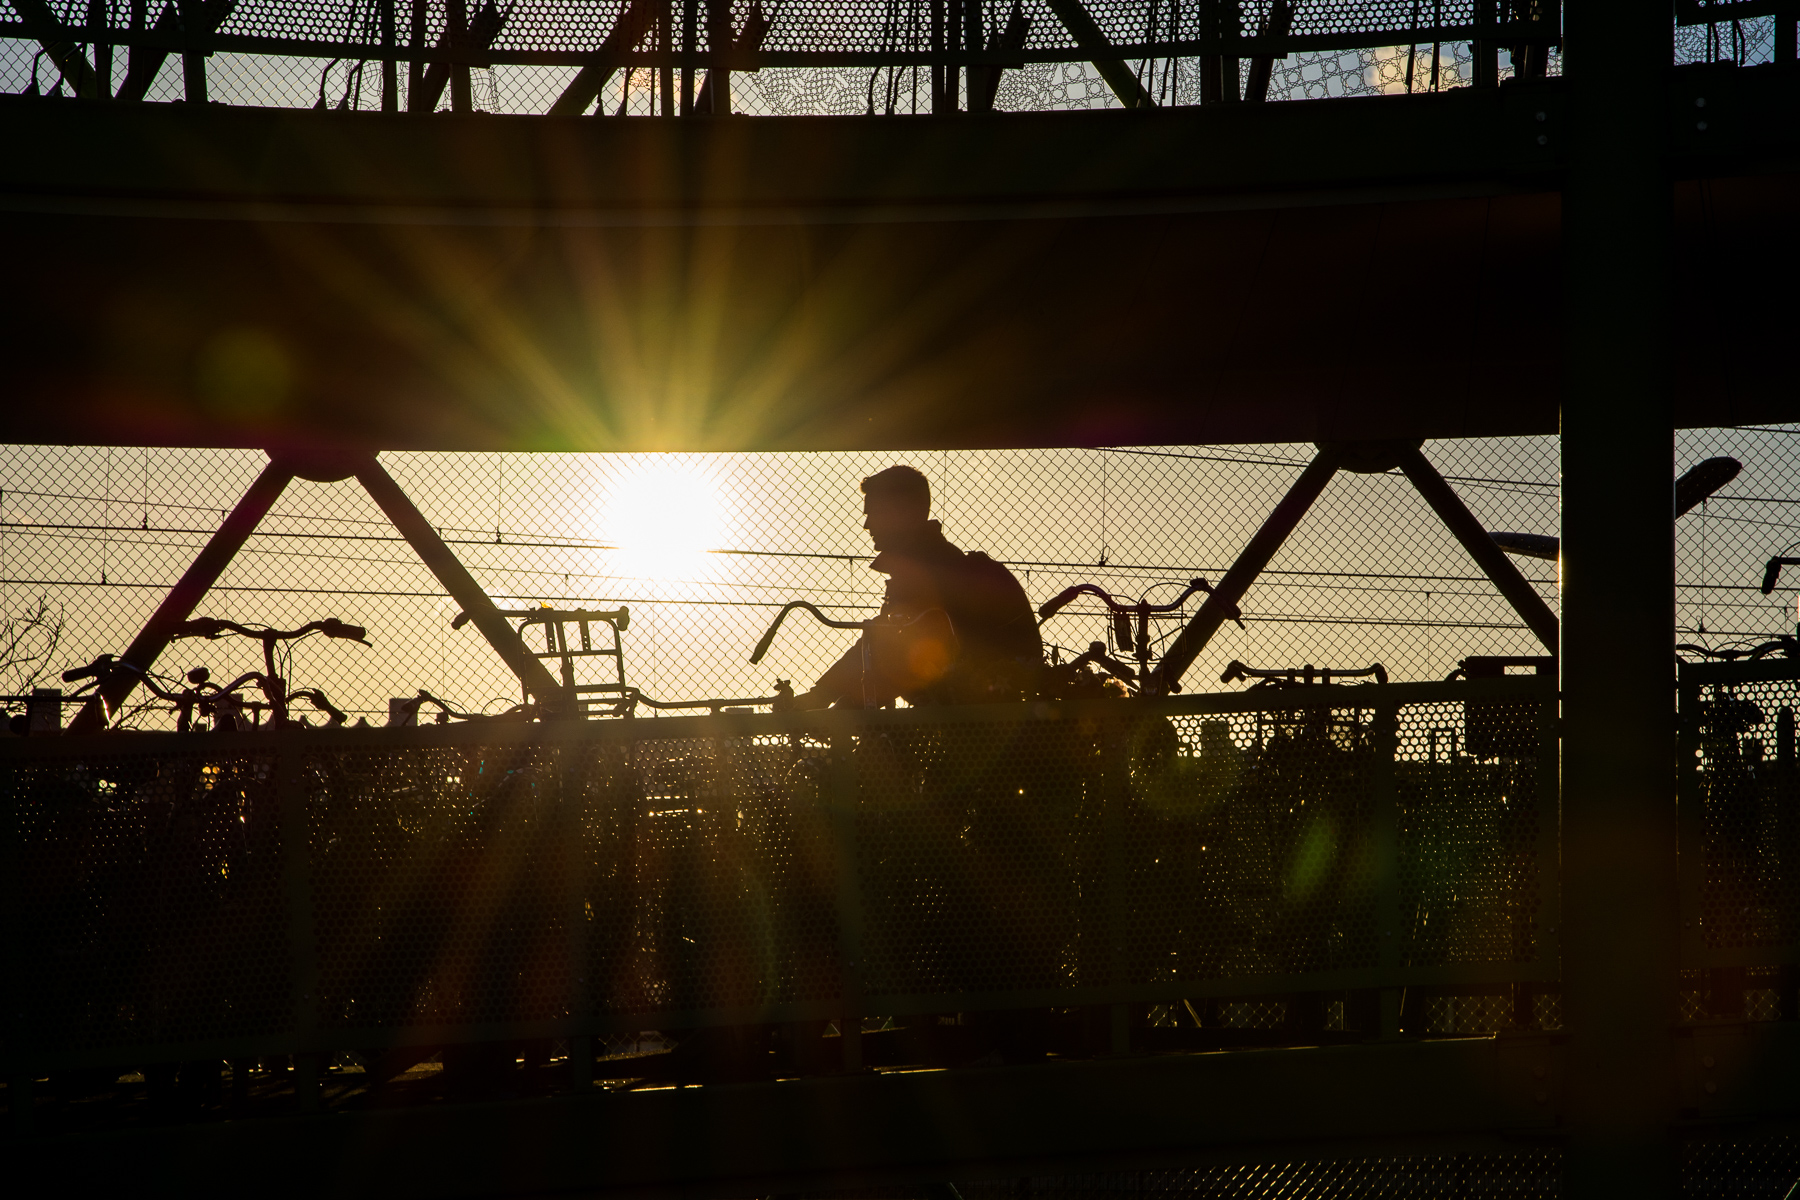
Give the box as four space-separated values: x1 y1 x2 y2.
861 465 931 517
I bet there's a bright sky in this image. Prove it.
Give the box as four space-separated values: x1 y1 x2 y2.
3 428 1796 726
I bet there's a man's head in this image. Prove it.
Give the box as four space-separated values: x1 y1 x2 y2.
861 465 931 551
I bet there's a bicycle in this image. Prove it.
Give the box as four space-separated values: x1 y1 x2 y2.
1038 577 1242 692
64 617 369 730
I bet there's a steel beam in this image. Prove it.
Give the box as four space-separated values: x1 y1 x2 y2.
1147 446 1339 694
1559 0 1678 1193
1397 443 1559 653
9 0 104 97
66 457 295 734
547 0 658 115
352 455 569 714
1040 0 1153 108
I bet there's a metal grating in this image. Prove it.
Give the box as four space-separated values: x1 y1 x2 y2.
6 748 293 1051
1 0 1577 112
1682 667 1800 959
2 678 1551 1071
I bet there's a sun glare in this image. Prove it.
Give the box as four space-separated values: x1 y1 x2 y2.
604 460 726 582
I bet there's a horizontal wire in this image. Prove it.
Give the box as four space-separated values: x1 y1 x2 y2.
0 522 1567 588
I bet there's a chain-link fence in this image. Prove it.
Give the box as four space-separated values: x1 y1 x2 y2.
22 0 1794 114
4 429 1798 728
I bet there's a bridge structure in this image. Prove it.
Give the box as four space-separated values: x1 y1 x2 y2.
2 0 1800 1196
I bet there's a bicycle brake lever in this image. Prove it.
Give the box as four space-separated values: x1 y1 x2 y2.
62 654 121 683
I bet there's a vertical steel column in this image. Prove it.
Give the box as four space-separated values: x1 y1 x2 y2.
1531 674 1563 1025
1370 703 1402 1037
930 0 949 112
680 0 697 114
660 0 675 114
2 749 31 1133
1675 670 1705 998
447 0 472 112
277 741 323 1113
89 0 112 96
381 0 398 109
1561 0 1676 1191
179 0 206 101
407 0 425 110
829 729 866 1072
1105 729 1129 1053
705 0 730 111
563 737 595 1090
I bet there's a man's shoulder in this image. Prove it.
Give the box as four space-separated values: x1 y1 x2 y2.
957 550 1029 594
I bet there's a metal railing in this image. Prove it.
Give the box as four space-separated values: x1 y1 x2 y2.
0 674 1557 1081
1678 656 1800 1019
3 0 1566 110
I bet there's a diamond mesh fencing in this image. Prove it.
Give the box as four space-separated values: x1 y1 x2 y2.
6 429 1800 728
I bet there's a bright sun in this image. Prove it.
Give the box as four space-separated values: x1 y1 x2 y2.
604 460 726 581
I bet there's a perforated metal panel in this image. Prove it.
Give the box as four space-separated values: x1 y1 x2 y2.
1680 663 1800 967
307 743 572 1030
3 675 1553 1072
7 747 293 1052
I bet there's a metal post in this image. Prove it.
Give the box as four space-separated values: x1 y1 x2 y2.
705 0 730 112
353 456 569 714
1531 674 1562 1026
69 459 295 734
1675 670 1705 1002
89 0 112 97
563 742 595 1090
179 0 205 102
277 742 323 1114
1397 444 1560 654
930 0 953 113
1105 734 1128 1054
447 0 471 112
1561 0 1676 1191
1370 703 1402 1037
660 0 674 114
680 0 696 114
1148 447 1340 694
2 748 32 1133
381 0 398 110
407 0 425 110
829 731 865 1072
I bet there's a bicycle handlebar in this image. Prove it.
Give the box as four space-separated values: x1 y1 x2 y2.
1761 558 1800 595
172 617 370 645
1038 577 1244 630
750 601 872 664
1039 577 1204 620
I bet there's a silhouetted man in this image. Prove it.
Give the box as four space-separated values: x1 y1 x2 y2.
794 465 1040 708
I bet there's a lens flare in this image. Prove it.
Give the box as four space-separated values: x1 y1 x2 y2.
603 459 725 583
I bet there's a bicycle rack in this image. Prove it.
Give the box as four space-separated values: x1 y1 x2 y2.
457 606 632 718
